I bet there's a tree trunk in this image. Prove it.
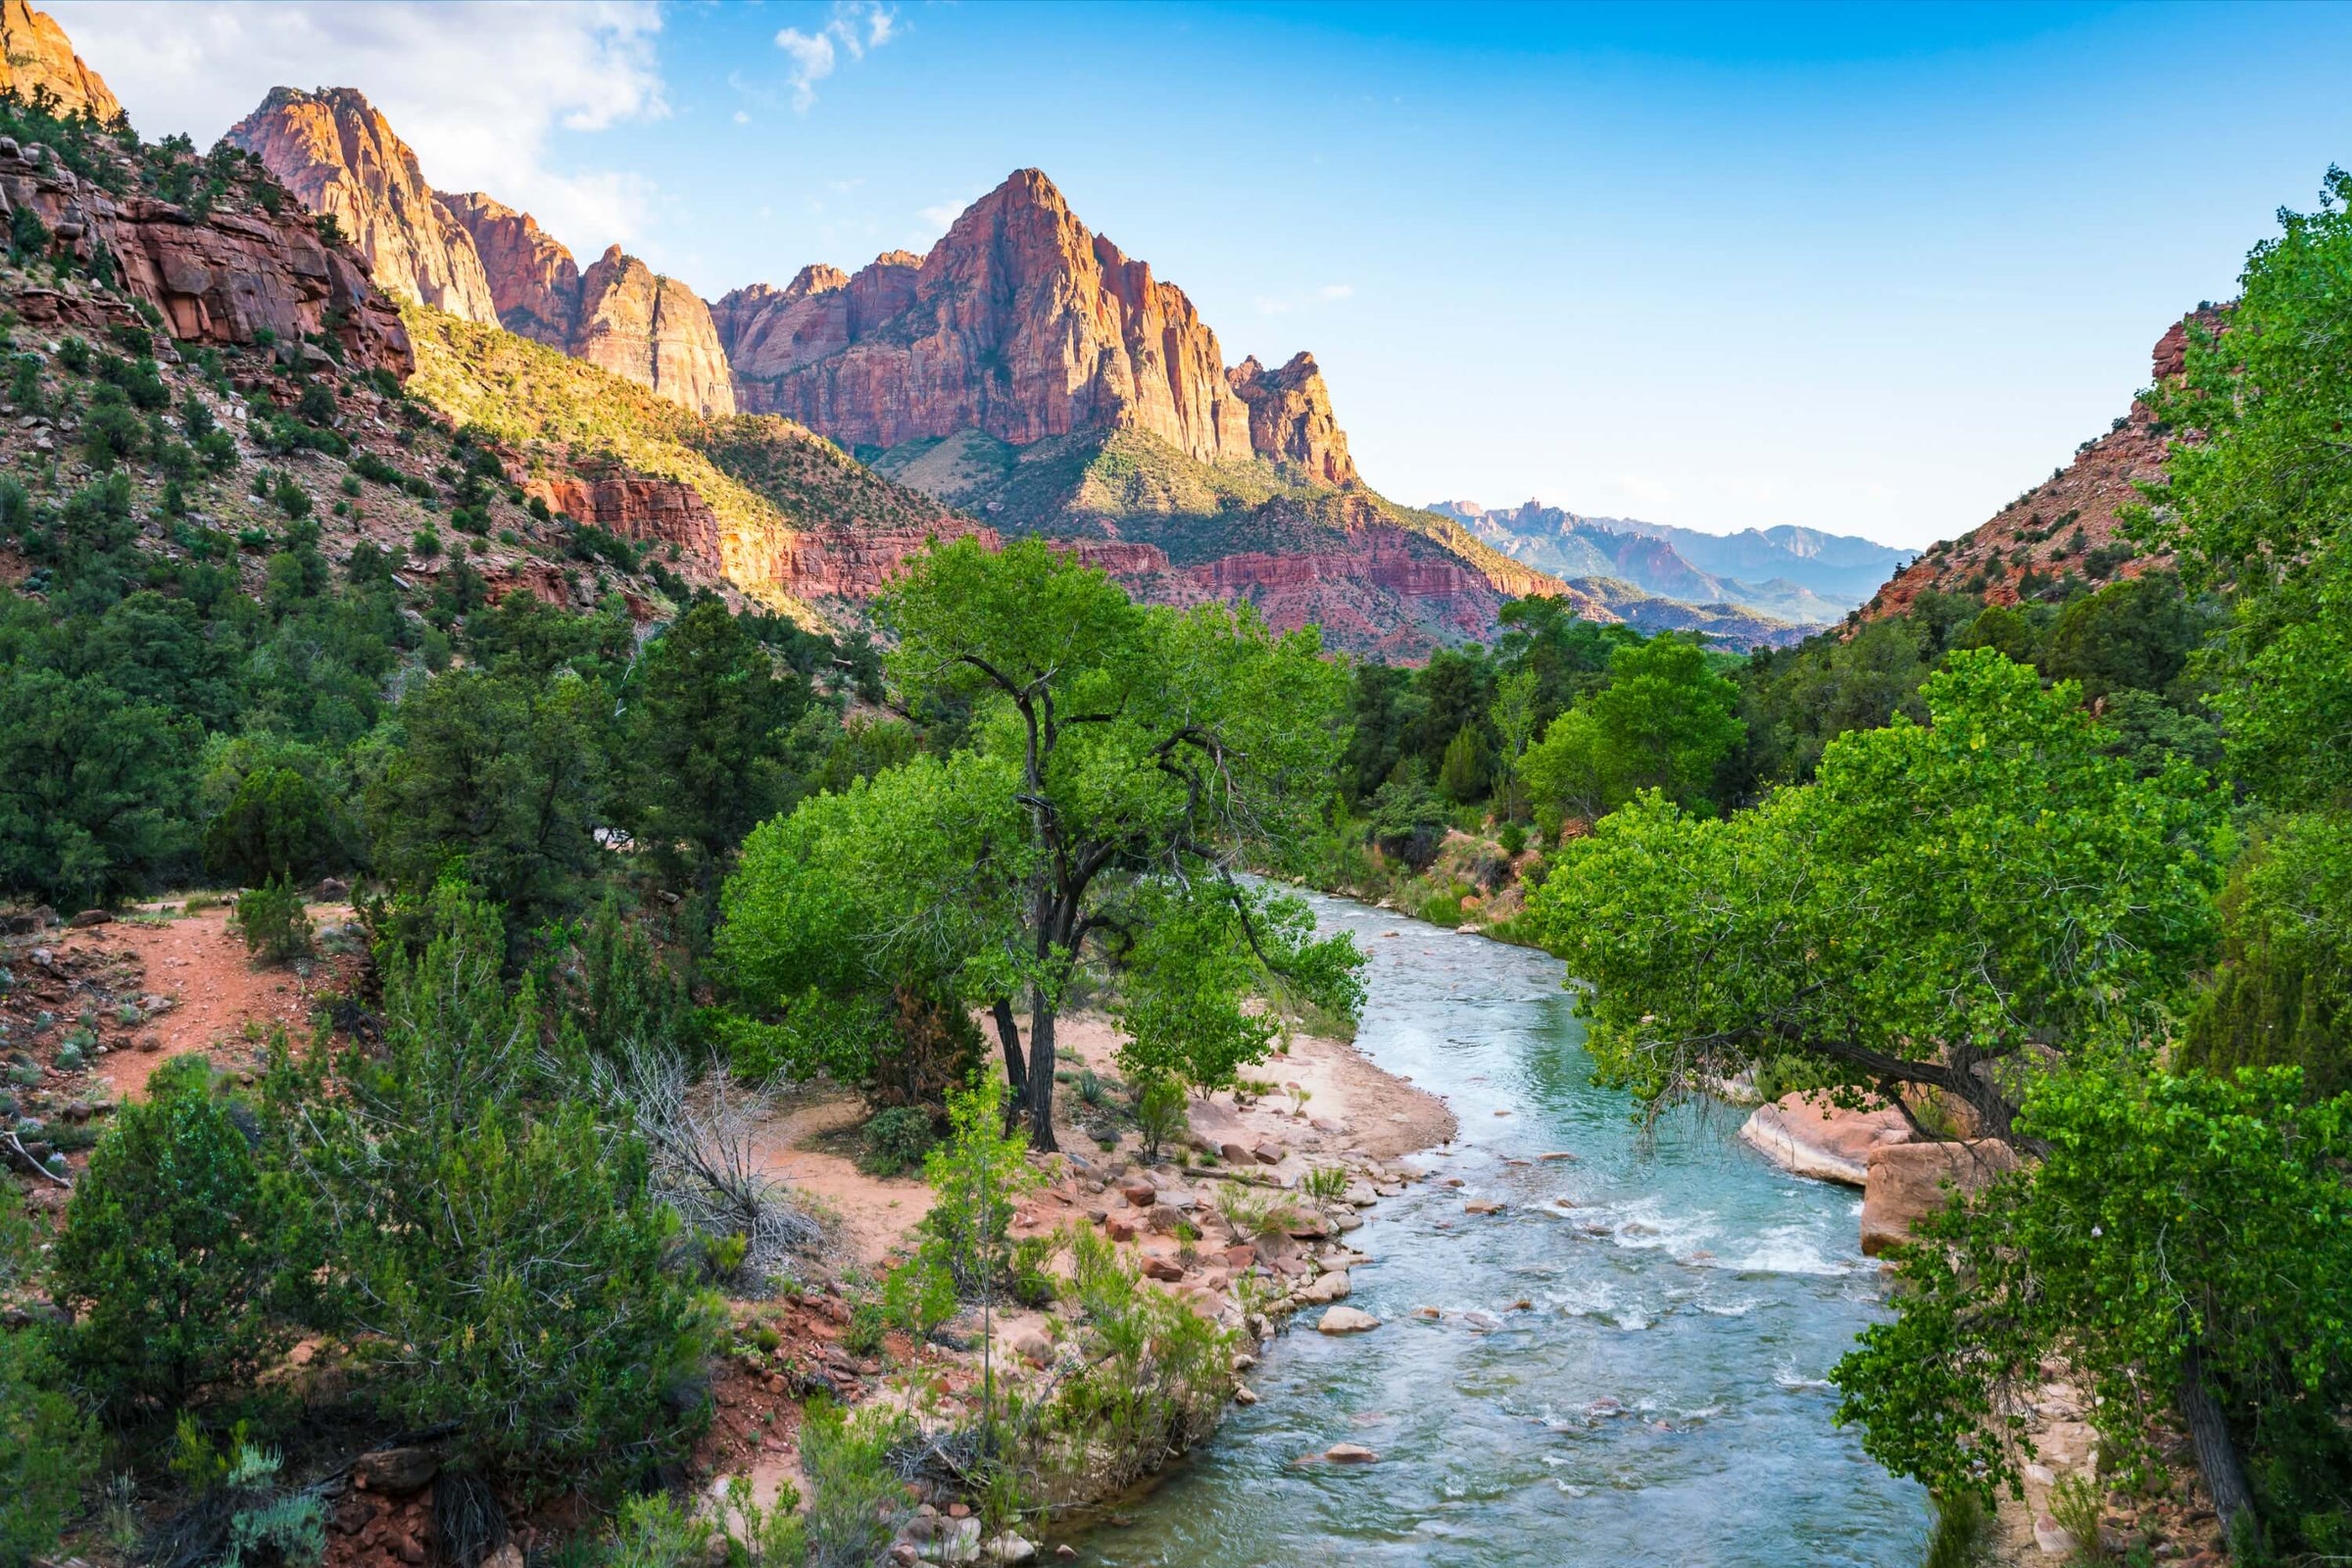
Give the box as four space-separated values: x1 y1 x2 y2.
2179 1341 2257 1547
1024 987 1059 1152
992 999 1028 1136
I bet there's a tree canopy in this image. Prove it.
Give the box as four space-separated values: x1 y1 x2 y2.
1525 650 2226 1141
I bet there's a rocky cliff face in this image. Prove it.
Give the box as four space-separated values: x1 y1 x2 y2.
1228 352 1356 487
222 87 499 327
717 171 1262 462
0 134 410 374
1865 315 2215 619
569 245 733 416
0 1 120 122
227 88 723 416
442 191 578 347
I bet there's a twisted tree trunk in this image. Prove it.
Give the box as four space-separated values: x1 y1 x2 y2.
2179 1341 2257 1549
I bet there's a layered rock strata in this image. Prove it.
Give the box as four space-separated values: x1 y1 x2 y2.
0 136 409 374
442 191 578 347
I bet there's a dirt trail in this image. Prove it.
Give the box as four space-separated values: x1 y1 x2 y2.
72 905 354 1099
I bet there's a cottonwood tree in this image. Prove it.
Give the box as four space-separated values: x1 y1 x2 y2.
1526 649 2225 1144
726 538 1361 1148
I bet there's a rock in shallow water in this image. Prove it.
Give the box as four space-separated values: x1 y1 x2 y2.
1317 1305 1380 1335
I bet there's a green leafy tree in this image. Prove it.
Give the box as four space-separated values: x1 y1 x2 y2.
2180 813 2352 1099
51 1054 302 1415
1521 634 1744 826
0 665 197 906
0 1186 97 1568
617 598 808 905
1526 651 2225 1142
2133 171 2352 810
1833 1065 2352 1554
203 764 337 886
366 668 613 935
755 537 1363 1148
1436 721 1489 805
268 887 718 1495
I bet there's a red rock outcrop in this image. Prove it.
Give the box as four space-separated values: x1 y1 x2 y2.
525 472 723 566
569 245 734 417
0 138 409 374
223 87 499 327
719 171 1260 462
1865 314 2221 619
442 191 578 347
0 1 120 122
1228 352 1357 487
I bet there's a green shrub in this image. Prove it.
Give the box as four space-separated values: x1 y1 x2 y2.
0 1186 98 1568
270 888 720 1496
857 1105 935 1176
204 766 338 887
229 876 312 963
51 1055 300 1415
1133 1076 1186 1163
798 1400 910 1568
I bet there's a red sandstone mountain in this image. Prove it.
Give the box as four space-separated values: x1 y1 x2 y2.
223 87 498 327
441 191 578 347
0 1 120 122
230 87 727 416
1866 315 2213 618
1228 353 1356 487
715 170 1314 469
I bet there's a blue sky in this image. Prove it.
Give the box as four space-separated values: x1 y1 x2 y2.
54 1 2352 546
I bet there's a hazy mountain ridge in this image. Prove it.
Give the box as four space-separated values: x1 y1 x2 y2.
1430 498 1909 621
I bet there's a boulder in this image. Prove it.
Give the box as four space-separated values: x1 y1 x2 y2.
1739 1094 1913 1187
1141 1255 1185 1282
1008 1329 1053 1368
1285 1208 1330 1240
1250 1141 1284 1165
66 908 111 928
1103 1214 1140 1243
1861 1141 2023 1256
1464 1200 1503 1216
983 1537 1036 1565
1316 1305 1380 1335
1219 1142 1253 1165
2033 1515 2077 1556
1323 1443 1379 1464
350 1446 438 1494
1294 1270 1352 1304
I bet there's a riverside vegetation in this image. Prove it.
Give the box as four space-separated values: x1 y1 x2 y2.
0 68 2346 1568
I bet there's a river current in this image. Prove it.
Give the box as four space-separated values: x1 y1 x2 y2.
1079 890 1931 1567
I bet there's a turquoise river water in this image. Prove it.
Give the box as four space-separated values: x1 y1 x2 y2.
1076 890 1932 1567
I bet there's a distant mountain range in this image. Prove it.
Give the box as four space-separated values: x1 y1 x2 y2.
1427 501 1913 624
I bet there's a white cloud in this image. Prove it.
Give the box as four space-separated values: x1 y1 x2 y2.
916 201 964 230
732 109 751 125
775 2 898 113
1252 296 1295 316
47 1 666 253
1319 283 1354 300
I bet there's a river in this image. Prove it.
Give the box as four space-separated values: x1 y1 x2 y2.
1077 890 1931 1567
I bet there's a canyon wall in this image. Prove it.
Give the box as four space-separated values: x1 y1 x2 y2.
222 87 499 327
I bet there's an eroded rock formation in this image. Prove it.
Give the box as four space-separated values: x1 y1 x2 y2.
1229 352 1357 487
716 171 1262 462
443 191 578 347
0 1 120 122
570 244 733 416
223 87 498 326
0 137 410 374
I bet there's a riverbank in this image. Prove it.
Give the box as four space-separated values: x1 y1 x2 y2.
710 1005 1461 1556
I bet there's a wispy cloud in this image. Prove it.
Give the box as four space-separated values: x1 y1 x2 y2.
776 1 898 113
50 0 666 251
1253 295 1294 316
1319 282 1354 300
